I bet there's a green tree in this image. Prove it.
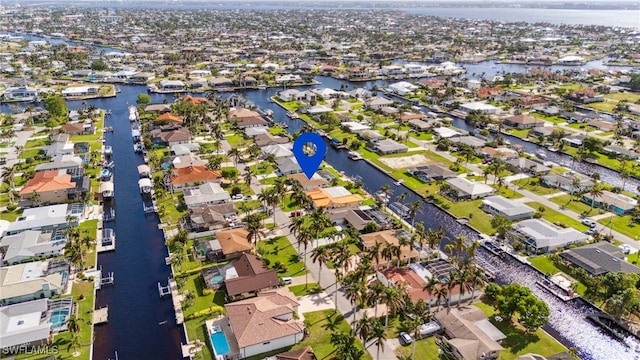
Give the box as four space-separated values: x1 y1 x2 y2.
44 94 68 117
136 93 152 107
90 58 109 71
490 215 512 238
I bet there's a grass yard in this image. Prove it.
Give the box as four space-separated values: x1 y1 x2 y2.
605 92 640 102
598 215 639 240
511 178 562 196
78 219 98 269
475 301 567 360
548 195 601 217
0 208 24 222
447 199 495 235
520 256 587 296
529 112 566 124
299 310 372 360
256 236 308 277
184 317 215 360
19 148 42 159
156 194 187 225
395 337 442 360
525 202 590 232
179 273 226 317
288 283 321 296
24 137 49 148
491 185 524 199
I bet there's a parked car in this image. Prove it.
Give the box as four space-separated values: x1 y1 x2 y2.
281 277 293 285
584 228 597 235
581 219 596 228
399 332 413 346
619 244 632 254
231 194 243 200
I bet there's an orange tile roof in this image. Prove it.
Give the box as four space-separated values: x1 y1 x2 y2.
157 112 184 123
20 170 74 195
215 228 252 255
182 95 209 105
229 108 261 119
170 165 221 185
304 188 363 208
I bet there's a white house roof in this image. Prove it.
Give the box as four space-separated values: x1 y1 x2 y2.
446 178 495 197
513 219 589 250
0 261 66 301
482 196 535 218
6 204 71 234
183 183 230 207
0 298 50 348
0 230 66 265
433 127 462 138
262 144 293 158
342 121 371 132
461 102 498 112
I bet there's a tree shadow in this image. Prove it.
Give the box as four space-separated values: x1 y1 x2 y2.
322 312 345 332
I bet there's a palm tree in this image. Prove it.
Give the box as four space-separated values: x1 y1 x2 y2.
67 333 82 355
343 278 365 326
422 276 440 311
459 145 475 165
367 280 386 317
404 315 422 360
432 284 449 309
245 212 264 246
310 245 330 286
407 201 423 230
381 285 405 328
354 312 374 344
243 168 253 188
587 183 604 214
258 187 278 224
414 222 426 262
65 314 83 335
370 319 387 360
381 242 397 269
467 266 486 302
425 228 446 259
368 241 383 270
297 227 314 287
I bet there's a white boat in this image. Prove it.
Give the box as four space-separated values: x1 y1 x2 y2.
536 150 547 160
548 146 559 152
286 111 300 120
257 84 267 90
393 179 405 186
104 146 113 155
347 151 363 160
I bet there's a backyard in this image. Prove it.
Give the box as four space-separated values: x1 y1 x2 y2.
256 236 308 277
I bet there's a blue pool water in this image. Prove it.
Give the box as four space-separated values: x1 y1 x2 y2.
50 309 70 328
210 330 230 356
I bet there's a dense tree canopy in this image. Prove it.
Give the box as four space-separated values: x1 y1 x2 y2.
44 95 68 118
485 282 550 332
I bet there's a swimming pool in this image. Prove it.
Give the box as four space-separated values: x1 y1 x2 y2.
50 309 70 329
209 327 230 356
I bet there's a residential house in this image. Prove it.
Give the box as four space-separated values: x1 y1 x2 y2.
445 178 495 200
277 89 304 102
159 80 185 91
388 81 418 96
19 170 76 205
582 190 637 215
262 144 294 159
186 203 237 234
503 115 544 129
129 72 155 84
408 163 457 182
460 102 498 114
567 89 604 104
183 183 231 209
560 242 640 276
505 158 551 175
368 138 409 155
224 253 279 299
510 218 589 254
477 147 519 161
170 143 200 156
150 125 192 146
435 306 505 360
61 85 99 98
61 121 95 135
587 120 618 133
274 347 315 360
449 136 486 149
602 145 639 160
365 96 394 109
43 134 74 157
168 165 221 192
305 186 363 209
530 126 555 138
406 118 432 132
481 196 535 221
5 203 81 236
361 229 416 263
328 206 395 231
0 230 67 265
541 173 594 194
34 154 83 172
0 260 69 305
0 299 52 350
215 228 253 260
254 133 290 147
144 104 172 113
341 121 371 133
208 77 234 89
359 129 386 143
225 288 305 359
286 173 328 191
275 157 302 175
156 113 184 124
171 154 208 169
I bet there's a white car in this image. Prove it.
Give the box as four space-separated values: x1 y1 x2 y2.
581 219 596 228
231 194 243 200
619 244 632 254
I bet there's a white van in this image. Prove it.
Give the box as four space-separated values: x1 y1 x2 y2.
281 277 293 285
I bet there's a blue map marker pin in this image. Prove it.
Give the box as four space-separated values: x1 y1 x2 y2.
293 132 327 180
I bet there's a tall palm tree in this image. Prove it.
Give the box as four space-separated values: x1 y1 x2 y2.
258 187 278 224
587 183 604 214
354 312 374 345
343 277 365 327
65 314 83 335
228 148 242 167
310 245 330 286
433 284 449 310
422 276 440 311
381 242 397 269
407 201 423 230
243 168 253 188
368 241 383 270
467 266 486 302
425 228 446 259
414 222 426 262
381 285 405 328
370 319 387 360
330 242 350 310
367 280 386 317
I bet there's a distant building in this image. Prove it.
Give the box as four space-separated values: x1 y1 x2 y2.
509 218 589 254
408 163 457 182
541 173 593 194
445 178 495 200
481 196 535 221
581 190 637 215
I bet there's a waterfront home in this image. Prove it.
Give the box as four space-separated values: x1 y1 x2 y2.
224 288 305 359
602 145 639 160
365 96 394 109
587 119 618 132
502 114 544 129
275 156 302 175
274 347 315 360
4 203 81 236
254 133 290 147
183 183 231 209
0 230 67 265
44 134 74 157
433 127 463 139
186 203 237 234
61 121 95 135
406 118 431 132
144 103 171 113
168 165 221 192
388 81 418 95
477 87 505 100
156 112 184 124
19 170 76 205
434 306 505 360
341 121 371 133
481 196 535 221
305 186 363 209
159 79 185 91
581 190 637 215
208 77 234 89
61 85 99 98
171 154 208 169
150 125 192 146
0 260 69 305
0 299 52 350
277 89 304 102
408 163 457 182
286 173 328 191
305 104 333 115
460 102 498 114
236 115 268 128
509 218 589 254
328 205 395 231
129 72 155 84
504 158 551 175
261 144 293 159
224 253 279 300
541 172 594 194
567 89 604 104
368 138 409 155
477 147 519 161
215 228 253 260
275 74 302 83
170 143 200 156
1 86 39 102
449 136 486 149
560 243 640 276
361 229 415 262
445 178 495 201
348 87 372 99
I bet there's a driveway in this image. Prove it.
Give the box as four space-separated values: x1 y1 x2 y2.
297 291 335 314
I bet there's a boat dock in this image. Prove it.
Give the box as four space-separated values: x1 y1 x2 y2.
159 279 184 325
93 306 109 324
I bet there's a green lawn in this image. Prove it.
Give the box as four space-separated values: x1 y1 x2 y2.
598 215 639 240
525 202 589 232
78 219 98 269
511 178 562 196
411 132 434 141
184 317 215 360
474 302 567 360
225 134 247 147
280 194 301 212
24 137 49 148
395 337 442 360
447 199 495 235
256 236 308 277
299 310 372 360
157 194 187 224
19 148 42 159
491 185 524 199
179 273 226 317
0 208 24 222
529 112 566 124
548 195 601 217
519 255 587 296
288 283 320 296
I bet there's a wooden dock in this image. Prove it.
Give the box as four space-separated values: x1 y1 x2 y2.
169 279 184 325
93 306 109 324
